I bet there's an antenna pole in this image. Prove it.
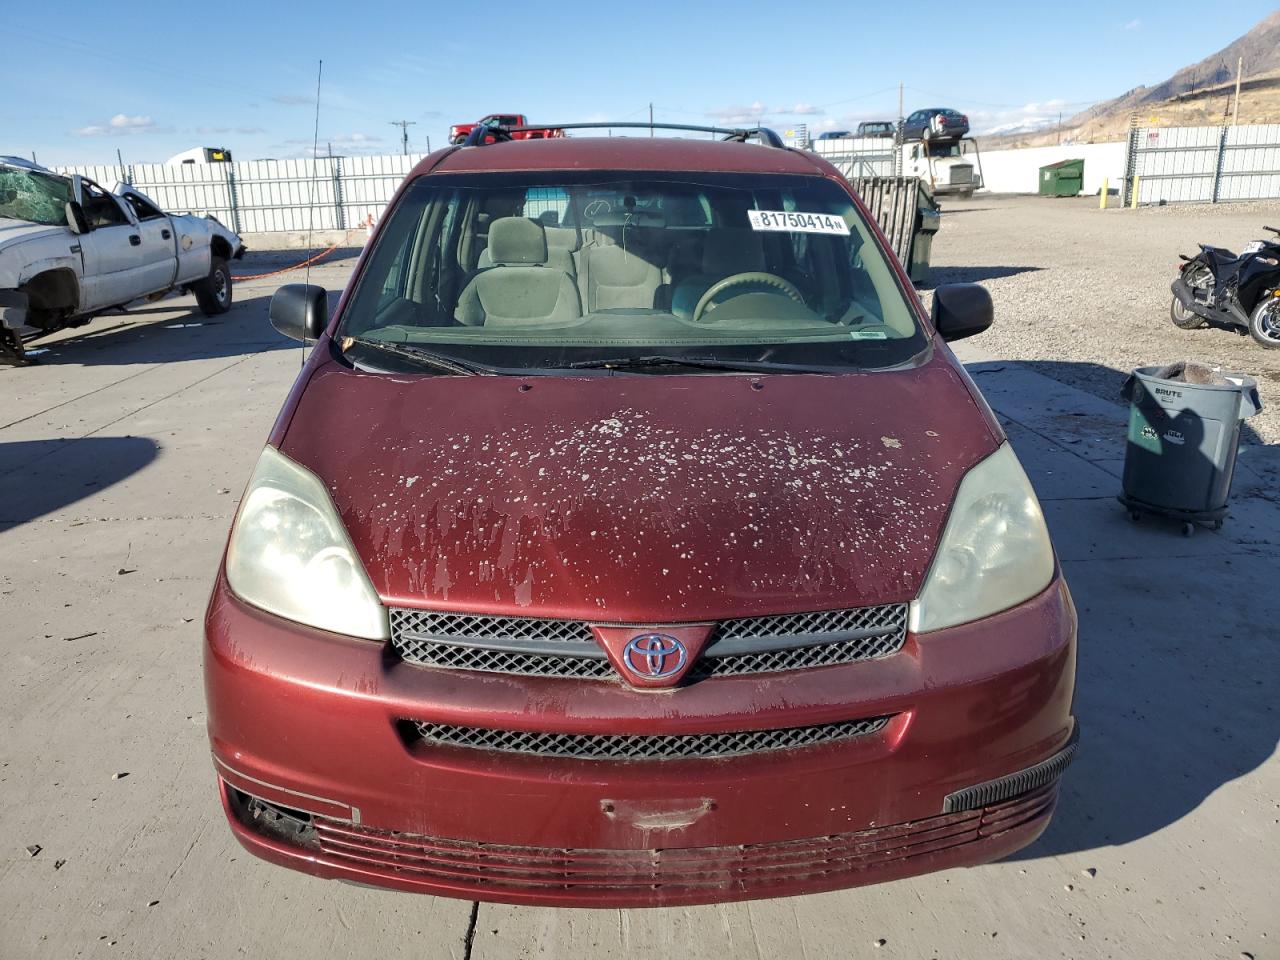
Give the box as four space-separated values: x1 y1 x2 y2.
303 59 323 369
649 103 654 137
389 120 416 155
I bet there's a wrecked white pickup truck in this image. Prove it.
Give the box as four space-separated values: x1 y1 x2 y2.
0 157 245 363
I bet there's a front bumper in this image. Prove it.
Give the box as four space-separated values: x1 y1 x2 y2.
205 573 1078 907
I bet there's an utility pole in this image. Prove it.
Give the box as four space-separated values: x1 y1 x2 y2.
898 82 903 121
389 120 416 155
1232 57 1243 126
1057 112 1062 145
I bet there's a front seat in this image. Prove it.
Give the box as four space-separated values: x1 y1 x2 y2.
671 229 766 319
455 217 581 327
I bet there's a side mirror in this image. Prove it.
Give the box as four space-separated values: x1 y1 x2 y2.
931 283 993 342
269 284 328 342
65 201 89 235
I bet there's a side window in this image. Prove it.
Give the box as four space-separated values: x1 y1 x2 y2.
123 193 164 221
80 180 128 228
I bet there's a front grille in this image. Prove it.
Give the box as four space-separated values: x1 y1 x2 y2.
404 716 892 761
949 166 974 185
302 781 1059 904
389 605 907 681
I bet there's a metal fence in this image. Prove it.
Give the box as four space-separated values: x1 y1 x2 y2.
810 137 900 179
1124 122 1280 205
53 155 426 234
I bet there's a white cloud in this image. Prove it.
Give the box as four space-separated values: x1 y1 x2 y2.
706 100 829 126
968 99 1072 136
74 114 159 136
1123 18 1141 30
706 101 771 126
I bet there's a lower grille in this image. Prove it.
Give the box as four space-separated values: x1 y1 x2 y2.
949 166 974 185
307 782 1058 901
389 605 907 681
405 716 892 761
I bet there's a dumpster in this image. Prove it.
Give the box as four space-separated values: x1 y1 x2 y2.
1039 158 1084 197
908 185 941 284
1119 362 1262 535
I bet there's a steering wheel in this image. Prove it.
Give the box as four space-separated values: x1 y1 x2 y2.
692 272 804 323
583 199 612 219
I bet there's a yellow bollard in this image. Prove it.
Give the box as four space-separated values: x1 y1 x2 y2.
1100 177 1109 209
1130 175 1140 209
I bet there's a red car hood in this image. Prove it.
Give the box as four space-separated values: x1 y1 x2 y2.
279 355 998 621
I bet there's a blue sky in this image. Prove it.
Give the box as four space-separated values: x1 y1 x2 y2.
3 1 1271 165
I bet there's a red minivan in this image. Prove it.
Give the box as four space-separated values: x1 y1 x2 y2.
205 125 1077 908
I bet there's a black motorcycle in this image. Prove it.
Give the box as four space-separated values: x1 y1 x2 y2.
1170 226 1280 349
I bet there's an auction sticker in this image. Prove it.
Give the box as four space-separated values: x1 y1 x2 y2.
748 210 850 235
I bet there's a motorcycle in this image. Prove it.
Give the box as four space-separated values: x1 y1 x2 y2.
1170 225 1280 349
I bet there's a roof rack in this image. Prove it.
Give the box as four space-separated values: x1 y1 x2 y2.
461 122 786 149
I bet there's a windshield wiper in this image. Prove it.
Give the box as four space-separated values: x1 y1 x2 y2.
343 336 493 376
565 354 830 374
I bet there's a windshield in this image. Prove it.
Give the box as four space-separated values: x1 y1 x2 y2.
339 171 926 372
0 166 72 226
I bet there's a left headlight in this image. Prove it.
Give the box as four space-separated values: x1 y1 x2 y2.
226 446 388 641
909 442 1055 634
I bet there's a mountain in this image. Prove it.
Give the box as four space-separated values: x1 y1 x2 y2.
979 11 1280 148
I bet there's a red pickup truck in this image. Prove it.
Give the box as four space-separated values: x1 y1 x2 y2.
449 113 565 145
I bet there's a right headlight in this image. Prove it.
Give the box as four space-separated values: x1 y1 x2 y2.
225 445 388 641
909 442 1055 634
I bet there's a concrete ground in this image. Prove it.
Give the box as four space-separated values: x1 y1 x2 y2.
2 200 1277 960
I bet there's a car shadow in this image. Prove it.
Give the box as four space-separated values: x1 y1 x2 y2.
0 436 159 528
923 265 1043 286
20 292 294 367
983 359 1279 862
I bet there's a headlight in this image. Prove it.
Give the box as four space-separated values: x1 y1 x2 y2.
226 446 388 640
909 443 1055 634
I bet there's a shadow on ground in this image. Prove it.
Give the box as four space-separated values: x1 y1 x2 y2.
0 436 159 527
21 293 293 367
925 265 1043 285
1008 358 1269 448
984 359 1279 862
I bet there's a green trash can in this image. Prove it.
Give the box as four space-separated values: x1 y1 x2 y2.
908 185 941 284
1039 158 1084 197
1119 362 1262 534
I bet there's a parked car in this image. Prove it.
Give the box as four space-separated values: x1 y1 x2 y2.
0 157 244 363
448 113 565 145
206 124 1078 908
902 108 970 141
856 120 896 139
816 130 853 140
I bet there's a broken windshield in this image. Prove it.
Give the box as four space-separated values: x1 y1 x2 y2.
0 165 72 226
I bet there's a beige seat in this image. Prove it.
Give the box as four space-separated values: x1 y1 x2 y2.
455 218 581 327
476 226 578 277
580 214 665 311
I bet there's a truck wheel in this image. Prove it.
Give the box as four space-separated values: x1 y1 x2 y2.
453 134 467 145
193 257 232 316
1248 297 1280 349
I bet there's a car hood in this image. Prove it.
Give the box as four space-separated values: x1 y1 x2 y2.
279 354 998 621
0 218 67 250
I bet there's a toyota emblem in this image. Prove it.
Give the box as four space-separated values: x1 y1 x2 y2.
621 633 687 680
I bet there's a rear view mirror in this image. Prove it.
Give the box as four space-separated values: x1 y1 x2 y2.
269 284 328 342
931 283 993 342
64 201 89 235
